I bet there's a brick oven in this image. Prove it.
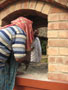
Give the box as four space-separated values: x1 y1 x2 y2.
0 0 68 90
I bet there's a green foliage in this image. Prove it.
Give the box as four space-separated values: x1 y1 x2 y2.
40 39 47 55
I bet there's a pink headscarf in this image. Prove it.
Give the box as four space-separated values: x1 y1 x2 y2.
0 17 34 51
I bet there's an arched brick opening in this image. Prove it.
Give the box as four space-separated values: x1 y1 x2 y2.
0 0 51 21
2 9 47 26
2 9 48 80
0 1 50 80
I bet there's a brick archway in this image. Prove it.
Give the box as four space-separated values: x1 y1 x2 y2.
0 0 51 21
2 9 47 26
1 0 48 81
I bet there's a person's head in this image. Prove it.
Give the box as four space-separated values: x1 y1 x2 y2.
11 17 34 51
34 29 39 38
11 16 33 31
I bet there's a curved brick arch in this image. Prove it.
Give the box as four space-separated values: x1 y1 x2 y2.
0 0 51 20
2 9 48 29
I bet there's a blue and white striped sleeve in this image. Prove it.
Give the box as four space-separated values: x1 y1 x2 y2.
12 33 26 59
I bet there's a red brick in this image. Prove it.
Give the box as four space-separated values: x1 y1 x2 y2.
35 1 44 12
48 30 58 38
61 65 68 72
64 57 68 65
58 30 68 39
15 1 23 10
48 64 56 72
59 48 68 55
48 73 68 82
42 3 51 15
48 56 64 64
48 39 68 47
56 56 68 65
55 0 67 6
49 6 66 14
48 57 56 63
29 0 37 9
47 47 59 56
56 57 64 64
48 13 68 21
23 0 29 9
0 7 10 19
65 60 68 65
48 22 68 30
49 64 68 73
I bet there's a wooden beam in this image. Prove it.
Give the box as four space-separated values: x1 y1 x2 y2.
15 77 68 90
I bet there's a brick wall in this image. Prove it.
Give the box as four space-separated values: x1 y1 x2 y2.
48 6 68 82
0 0 68 82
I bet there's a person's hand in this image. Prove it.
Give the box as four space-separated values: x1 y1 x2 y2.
22 51 31 70
31 47 34 51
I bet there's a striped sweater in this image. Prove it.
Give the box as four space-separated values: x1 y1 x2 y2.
0 25 26 69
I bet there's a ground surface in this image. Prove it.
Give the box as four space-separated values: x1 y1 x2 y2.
17 56 48 81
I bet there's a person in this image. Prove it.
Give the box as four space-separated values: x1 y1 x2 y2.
30 29 42 62
0 17 34 90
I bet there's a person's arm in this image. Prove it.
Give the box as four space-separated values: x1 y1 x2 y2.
15 55 26 62
37 38 42 60
12 33 27 63
15 50 31 63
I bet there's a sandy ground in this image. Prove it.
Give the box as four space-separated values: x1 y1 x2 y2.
17 62 48 81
